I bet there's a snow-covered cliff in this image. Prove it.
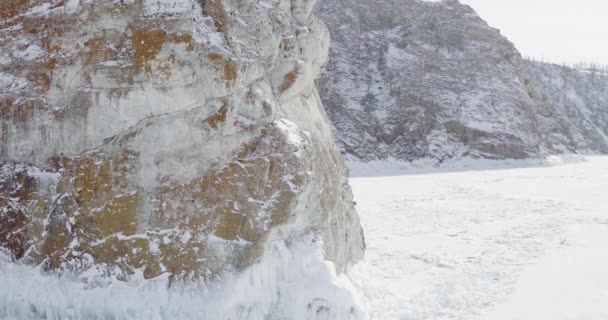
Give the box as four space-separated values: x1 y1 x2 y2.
316 0 607 163
0 0 364 316
525 61 608 153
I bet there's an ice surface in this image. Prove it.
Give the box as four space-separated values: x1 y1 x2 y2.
347 156 608 319
480 224 608 320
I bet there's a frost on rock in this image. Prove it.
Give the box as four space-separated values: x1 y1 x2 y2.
316 0 608 163
525 61 608 153
0 0 363 300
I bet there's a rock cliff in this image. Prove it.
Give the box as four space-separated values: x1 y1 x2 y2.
316 0 607 163
0 0 363 283
525 61 608 153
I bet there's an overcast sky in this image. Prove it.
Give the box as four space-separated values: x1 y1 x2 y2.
459 0 608 65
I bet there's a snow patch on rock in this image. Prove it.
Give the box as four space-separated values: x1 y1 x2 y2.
0 234 366 320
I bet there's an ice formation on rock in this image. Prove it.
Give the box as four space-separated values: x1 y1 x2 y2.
0 0 363 286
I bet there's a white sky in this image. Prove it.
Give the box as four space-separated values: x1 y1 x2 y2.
459 0 608 65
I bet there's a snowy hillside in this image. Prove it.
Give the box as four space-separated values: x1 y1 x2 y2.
526 61 608 153
316 0 608 163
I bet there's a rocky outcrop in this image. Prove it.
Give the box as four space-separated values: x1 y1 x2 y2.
316 0 603 162
0 0 363 282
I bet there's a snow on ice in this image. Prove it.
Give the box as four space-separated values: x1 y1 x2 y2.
347 156 608 319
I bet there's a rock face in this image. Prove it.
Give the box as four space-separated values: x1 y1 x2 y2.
0 0 363 281
316 0 607 162
525 61 608 153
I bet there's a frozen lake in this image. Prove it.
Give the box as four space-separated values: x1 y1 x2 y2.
348 156 608 319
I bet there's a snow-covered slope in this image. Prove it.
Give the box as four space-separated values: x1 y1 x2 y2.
316 0 607 163
525 61 608 153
